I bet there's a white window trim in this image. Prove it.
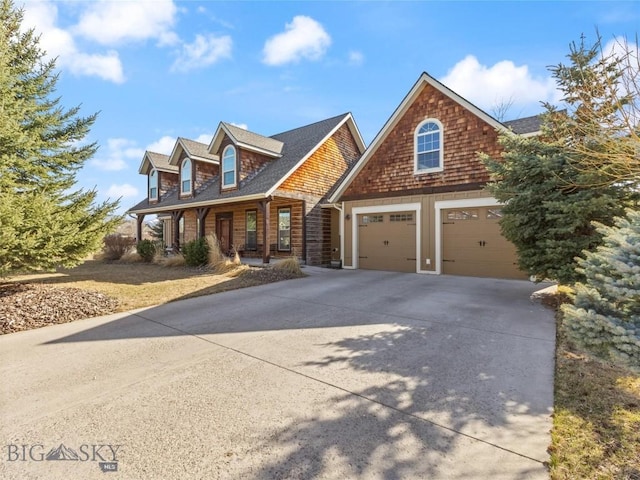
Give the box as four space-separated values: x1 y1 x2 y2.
349 203 425 273
222 145 237 189
434 197 501 275
414 118 444 175
277 207 291 251
181 158 192 195
149 169 158 200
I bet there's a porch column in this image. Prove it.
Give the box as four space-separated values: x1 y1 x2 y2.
258 198 271 264
196 207 210 239
171 210 184 251
136 214 145 242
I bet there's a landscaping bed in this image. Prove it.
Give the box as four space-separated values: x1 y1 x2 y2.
1 260 304 335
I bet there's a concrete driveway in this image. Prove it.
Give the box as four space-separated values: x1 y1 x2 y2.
0 269 555 479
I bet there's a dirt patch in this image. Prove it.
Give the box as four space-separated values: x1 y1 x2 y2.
0 283 119 334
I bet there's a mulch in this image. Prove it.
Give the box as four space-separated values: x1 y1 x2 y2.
0 266 305 335
0 283 119 335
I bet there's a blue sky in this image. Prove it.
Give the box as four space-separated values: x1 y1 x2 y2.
19 0 640 215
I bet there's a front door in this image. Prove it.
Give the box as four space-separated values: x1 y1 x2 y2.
217 214 233 254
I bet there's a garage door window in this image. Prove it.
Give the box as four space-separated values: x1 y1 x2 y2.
362 215 383 224
487 208 503 219
390 213 413 222
446 209 479 220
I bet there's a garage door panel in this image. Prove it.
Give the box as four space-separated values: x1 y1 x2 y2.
358 212 416 273
442 207 525 279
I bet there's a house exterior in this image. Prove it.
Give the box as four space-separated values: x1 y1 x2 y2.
327 72 541 279
128 113 365 265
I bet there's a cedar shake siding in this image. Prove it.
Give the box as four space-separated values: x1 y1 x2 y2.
277 123 362 264
177 151 218 199
238 149 273 182
342 82 502 200
195 161 217 191
159 172 178 199
278 123 361 197
180 199 304 257
128 113 366 265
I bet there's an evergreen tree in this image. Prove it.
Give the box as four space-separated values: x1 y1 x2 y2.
483 134 626 284
562 210 640 372
483 35 637 284
0 0 119 275
149 218 164 243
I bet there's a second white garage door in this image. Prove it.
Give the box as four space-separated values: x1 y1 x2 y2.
357 211 416 273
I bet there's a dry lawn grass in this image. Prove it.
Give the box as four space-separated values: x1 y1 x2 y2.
548 290 640 480
5 260 300 312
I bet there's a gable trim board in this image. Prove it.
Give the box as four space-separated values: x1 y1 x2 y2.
329 72 509 204
267 113 365 197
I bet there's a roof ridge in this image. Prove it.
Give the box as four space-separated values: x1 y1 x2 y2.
270 112 349 139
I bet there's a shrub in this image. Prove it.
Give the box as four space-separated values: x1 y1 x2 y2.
136 239 156 263
561 210 640 372
273 256 303 276
206 234 225 266
182 238 209 267
102 234 135 261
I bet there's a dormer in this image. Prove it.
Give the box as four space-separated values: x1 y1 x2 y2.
209 122 284 191
168 137 219 199
138 151 179 203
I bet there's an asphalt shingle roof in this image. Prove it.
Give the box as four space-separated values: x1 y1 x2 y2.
179 137 218 162
222 123 284 155
503 114 542 134
129 113 350 213
146 151 178 172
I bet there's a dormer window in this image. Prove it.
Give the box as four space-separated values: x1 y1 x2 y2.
222 146 236 188
415 119 444 174
149 169 158 200
181 158 192 194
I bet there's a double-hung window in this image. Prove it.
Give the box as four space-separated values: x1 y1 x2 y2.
181 158 192 194
222 146 237 188
149 169 158 200
415 119 443 173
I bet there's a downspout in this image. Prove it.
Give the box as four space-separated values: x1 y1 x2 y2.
301 200 307 265
336 202 344 268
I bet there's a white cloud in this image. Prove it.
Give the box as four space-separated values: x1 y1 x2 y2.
194 133 214 144
107 184 139 199
21 1 125 83
440 55 560 113
263 16 331 66
91 138 144 171
74 0 179 46
171 34 232 72
146 136 176 155
348 50 364 66
229 123 248 130
604 36 639 64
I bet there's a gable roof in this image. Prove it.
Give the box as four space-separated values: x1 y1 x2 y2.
209 123 284 158
328 71 538 203
168 137 219 166
138 151 178 175
128 113 365 215
503 114 542 136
